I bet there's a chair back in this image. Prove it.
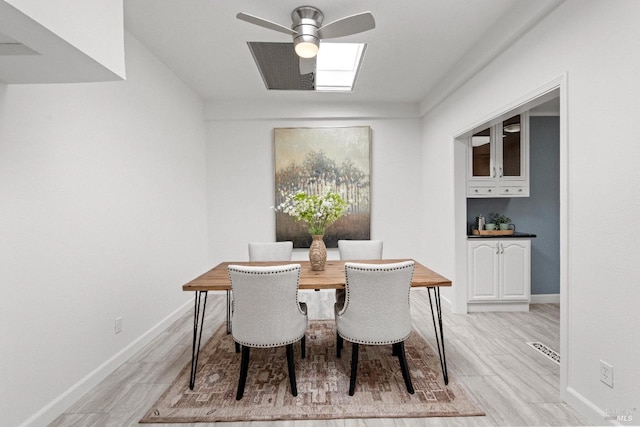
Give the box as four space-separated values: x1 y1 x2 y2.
228 264 307 347
248 241 293 261
337 261 415 345
338 240 383 260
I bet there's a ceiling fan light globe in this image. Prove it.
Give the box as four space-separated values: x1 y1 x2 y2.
294 34 320 58
295 41 319 58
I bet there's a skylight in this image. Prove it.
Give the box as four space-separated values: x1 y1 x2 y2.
315 43 366 92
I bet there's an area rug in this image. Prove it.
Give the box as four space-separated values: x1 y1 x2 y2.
140 320 484 423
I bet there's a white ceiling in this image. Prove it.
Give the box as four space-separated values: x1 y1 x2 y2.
123 0 564 108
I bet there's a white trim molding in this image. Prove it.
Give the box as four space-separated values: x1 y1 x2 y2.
530 293 560 304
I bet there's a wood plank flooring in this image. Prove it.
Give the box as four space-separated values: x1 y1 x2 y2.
50 290 588 426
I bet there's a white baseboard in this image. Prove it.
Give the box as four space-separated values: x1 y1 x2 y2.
468 302 530 312
440 294 453 310
20 299 193 427
565 385 619 426
530 293 560 304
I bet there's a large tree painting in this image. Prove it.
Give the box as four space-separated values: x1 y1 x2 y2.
274 126 371 248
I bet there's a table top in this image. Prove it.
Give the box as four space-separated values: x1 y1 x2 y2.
182 259 452 291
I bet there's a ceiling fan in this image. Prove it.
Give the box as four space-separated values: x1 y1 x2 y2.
237 6 375 75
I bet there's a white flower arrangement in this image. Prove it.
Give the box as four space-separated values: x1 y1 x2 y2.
277 191 349 235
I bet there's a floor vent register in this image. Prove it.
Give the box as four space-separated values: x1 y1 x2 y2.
526 342 560 365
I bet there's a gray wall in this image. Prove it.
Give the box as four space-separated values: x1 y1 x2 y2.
467 116 560 294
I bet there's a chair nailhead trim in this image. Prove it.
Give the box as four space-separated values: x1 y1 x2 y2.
235 334 305 348
228 265 300 275
336 333 410 346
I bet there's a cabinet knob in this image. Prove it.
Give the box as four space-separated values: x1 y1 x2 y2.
475 189 479 193
518 188 523 192
505 189 509 192
488 189 492 192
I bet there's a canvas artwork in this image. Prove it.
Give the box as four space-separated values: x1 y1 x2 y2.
274 126 371 248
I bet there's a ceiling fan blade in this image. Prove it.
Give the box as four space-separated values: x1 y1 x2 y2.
236 12 297 36
299 57 316 75
317 11 375 39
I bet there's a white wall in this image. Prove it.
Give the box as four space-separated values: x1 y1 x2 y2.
0 33 208 427
4 0 126 77
205 117 425 265
421 0 640 423
4 1 638 425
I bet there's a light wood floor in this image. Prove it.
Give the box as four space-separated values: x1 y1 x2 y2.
50 290 588 426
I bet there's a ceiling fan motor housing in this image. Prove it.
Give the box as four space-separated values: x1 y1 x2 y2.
291 6 323 49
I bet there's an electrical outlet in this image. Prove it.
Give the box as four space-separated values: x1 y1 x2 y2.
600 360 613 388
115 317 123 335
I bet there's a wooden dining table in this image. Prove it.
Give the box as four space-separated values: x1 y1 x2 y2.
182 259 452 390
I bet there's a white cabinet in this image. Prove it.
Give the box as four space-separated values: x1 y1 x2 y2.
467 238 531 311
467 112 529 197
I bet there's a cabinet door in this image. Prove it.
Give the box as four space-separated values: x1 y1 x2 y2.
497 114 528 180
468 112 529 197
468 241 499 301
499 240 531 301
470 126 493 178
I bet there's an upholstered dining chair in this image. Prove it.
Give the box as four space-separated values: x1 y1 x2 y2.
225 241 294 334
228 263 308 400
248 241 294 261
336 240 383 304
337 239 383 261
335 260 415 396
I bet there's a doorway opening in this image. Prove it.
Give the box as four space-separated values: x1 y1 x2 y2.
452 75 569 400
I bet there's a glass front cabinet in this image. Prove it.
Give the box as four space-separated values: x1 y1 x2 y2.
467 112 529 197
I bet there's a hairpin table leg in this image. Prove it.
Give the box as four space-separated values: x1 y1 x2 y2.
427 287 449 385
226 290 232 334
189 290 208 390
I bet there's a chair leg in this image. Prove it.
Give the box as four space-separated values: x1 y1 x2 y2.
235 342 240 353
397 341 414 394
336 334 343 358
301 335 306 359
348 343 359 396
392 342 399 357
285 344 298 396
236 346 250 400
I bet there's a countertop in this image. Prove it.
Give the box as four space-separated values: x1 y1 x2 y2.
467 231 537 238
